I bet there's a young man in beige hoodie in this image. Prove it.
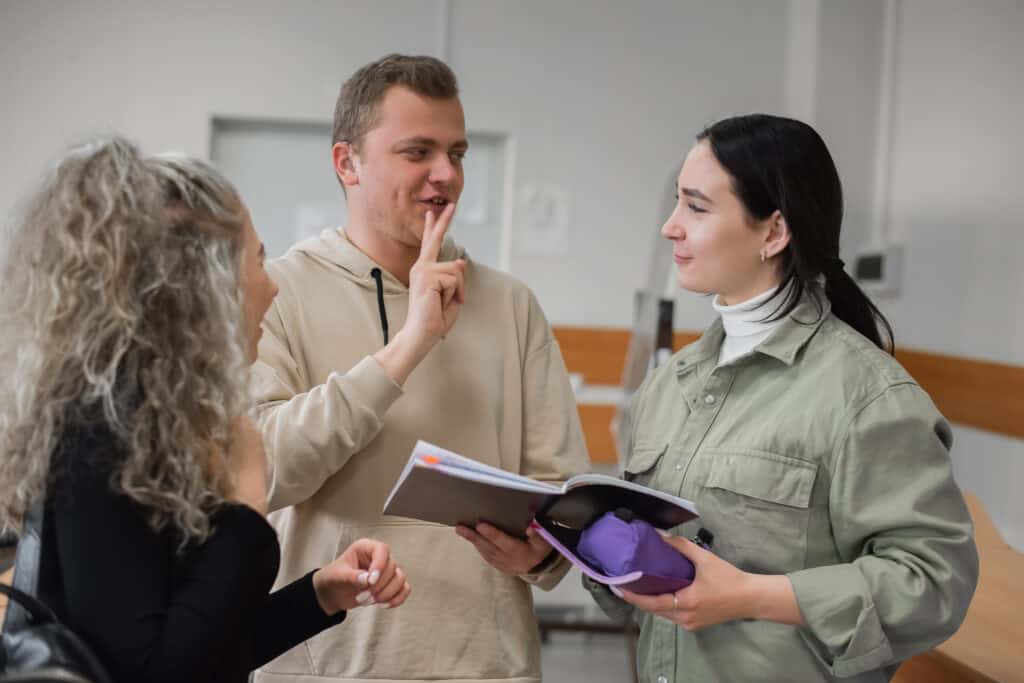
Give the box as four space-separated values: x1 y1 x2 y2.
252 54 589 683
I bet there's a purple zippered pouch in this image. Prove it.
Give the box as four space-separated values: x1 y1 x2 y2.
532 511 695 595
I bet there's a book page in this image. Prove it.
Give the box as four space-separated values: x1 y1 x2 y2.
564 473 698 515
412 441 561 492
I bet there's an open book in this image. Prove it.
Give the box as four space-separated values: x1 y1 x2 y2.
383 441 700 593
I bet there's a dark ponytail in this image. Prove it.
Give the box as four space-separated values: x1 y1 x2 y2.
697 114 894 353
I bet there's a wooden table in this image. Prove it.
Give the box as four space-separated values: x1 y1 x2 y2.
894 493 1024 683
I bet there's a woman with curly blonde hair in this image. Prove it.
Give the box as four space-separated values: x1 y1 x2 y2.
0 138 410 682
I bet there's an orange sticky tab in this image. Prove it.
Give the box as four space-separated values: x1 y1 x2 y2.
421 455 441 465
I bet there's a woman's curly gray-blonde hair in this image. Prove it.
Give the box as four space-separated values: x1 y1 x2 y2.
0 137 252 546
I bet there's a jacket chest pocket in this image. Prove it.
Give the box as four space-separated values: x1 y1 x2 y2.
700 448 817 573
623 442 669 490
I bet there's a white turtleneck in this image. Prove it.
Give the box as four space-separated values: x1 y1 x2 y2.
712 285 787 365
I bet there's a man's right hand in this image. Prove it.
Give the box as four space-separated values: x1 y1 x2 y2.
406 201 465 342
373 203 466 385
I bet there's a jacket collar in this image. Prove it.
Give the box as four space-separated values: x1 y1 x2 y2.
676 289 831 376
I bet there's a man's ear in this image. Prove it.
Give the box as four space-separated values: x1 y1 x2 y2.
332 141 360 188
763 209 791 258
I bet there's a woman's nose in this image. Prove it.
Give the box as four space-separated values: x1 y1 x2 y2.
661 210 684 240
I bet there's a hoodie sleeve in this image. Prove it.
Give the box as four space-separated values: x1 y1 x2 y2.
516 291 592 590
252 296 403 512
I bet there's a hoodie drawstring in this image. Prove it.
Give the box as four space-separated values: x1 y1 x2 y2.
369 267 389 345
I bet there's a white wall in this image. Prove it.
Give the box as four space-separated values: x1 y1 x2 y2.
0 0 438 236
883 0 1024 365
450 0 789 329
813 0 887 260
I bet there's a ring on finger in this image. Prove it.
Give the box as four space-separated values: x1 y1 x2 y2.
672 593 679 610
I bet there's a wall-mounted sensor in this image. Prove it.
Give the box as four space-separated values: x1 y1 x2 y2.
853 244 903 297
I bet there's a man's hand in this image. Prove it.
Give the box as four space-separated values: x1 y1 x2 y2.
373 202 465 385
312 538 411 615
406 202 466 343
456 523 553 575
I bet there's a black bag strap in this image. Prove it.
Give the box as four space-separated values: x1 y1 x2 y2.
3 501 46 632
0 583 57 625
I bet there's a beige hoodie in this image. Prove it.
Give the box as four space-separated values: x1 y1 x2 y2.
251 229 589 683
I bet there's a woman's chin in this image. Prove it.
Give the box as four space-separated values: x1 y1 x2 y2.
676 273 713 296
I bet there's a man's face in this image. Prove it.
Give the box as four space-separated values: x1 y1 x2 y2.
349 85 467 247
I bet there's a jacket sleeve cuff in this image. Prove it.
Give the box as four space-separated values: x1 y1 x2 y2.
332 355 404 417
581 575 636 623
788 565 895 678
519 551 572 591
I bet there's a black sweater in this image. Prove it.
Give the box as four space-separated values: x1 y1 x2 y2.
44 421 345 682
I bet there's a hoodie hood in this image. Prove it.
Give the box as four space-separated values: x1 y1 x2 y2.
287 228 467 295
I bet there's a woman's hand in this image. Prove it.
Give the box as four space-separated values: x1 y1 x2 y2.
312 539 411 615
227 415 268 516
619 536 804 631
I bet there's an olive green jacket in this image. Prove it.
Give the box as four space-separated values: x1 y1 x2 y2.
586 296 978 682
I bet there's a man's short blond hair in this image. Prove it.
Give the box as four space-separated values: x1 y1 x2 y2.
333 54 459 150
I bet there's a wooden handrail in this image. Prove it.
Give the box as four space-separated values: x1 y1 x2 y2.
895 349 1024 439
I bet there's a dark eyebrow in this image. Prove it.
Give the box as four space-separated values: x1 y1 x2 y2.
395 136 436 148
395 136 469 151
681 187 714 204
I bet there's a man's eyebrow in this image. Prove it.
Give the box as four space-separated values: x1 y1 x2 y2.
682 187 714 204
395 136 437 148
394 136 469 150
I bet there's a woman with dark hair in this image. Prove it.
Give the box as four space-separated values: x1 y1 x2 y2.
0 139 422 682
586 115 978 682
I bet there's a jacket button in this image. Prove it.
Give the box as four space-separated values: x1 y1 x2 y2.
657 676 669 683
704 394 716 405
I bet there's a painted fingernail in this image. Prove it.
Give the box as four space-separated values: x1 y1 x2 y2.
378 602 391 609
356 590 373 605
358 572 369 586
369 570 380 586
